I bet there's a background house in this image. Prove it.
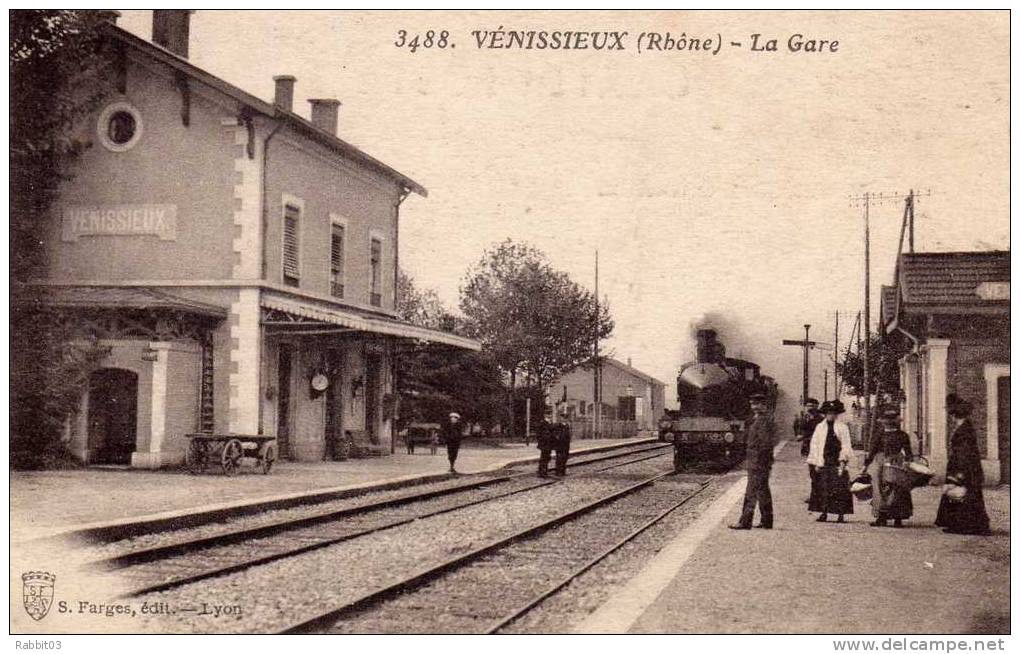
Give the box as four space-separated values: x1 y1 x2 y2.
553 358 666 434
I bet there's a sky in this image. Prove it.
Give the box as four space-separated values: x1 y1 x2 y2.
120 10 1010 414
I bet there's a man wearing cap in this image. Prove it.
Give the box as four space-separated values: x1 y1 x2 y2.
798 398 823 502
552 402 572 476
730 393 776 530
536 403 571 478
443 411 464 474
799 398 823 456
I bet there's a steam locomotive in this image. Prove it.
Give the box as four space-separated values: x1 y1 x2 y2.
658 329 777 470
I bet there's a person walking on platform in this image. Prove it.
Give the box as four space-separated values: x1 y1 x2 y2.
730 393 775 530
936 395 991 535
443 411 464 474
807 399 854 523
862 405 913 528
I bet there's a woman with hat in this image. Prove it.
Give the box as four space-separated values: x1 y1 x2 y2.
935 395 991 535
807 399 854 522
861 404 913 527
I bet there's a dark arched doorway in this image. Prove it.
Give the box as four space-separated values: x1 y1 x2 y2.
87 368 138 465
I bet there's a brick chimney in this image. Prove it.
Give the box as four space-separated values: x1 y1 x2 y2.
273 75 296 112
308 99 341 135
152 10 193 58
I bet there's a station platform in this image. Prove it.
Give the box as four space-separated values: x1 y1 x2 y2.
578 440 1010 634
11 438 648 540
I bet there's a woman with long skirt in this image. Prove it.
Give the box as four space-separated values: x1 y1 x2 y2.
935 395 991 535
807 399 854 523
862 404 913 528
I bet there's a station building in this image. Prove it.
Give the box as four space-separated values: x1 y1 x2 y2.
882 251 1010 484
19 11 478 467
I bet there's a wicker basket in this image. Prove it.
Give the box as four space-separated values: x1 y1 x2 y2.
883 462 913 488
906 457 934 488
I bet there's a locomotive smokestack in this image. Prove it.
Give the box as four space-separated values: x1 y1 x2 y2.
696 329 718 363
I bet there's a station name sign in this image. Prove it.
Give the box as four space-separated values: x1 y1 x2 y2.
975 281 1009 301
62 204 177 242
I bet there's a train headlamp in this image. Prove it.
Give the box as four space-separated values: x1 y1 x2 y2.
663 432 675 442
724 432 735 443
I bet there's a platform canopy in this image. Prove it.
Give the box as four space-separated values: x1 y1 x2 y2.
261 292 481 351
14 285 228 318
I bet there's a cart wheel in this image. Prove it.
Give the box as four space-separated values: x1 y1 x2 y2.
186 440 208 474
260 443 277 474
221 438 243 476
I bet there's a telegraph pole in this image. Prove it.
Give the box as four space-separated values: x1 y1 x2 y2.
833 311 839 399
849 188 931 444
863 193 871 442
782 324 817 405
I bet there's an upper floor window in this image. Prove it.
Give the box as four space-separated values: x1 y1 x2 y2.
330 222 345 298
97 102 143 152
283 203 301 287
370 237 382 307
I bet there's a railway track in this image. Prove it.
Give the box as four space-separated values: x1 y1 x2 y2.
87 443 672 598
282 471 711 634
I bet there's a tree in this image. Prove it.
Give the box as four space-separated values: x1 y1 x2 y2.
395 271 507 433
459 240 614 436
836 332 911 401
10 11 118 468
11 10 118 281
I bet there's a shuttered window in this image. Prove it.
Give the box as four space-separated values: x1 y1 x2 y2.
330 223 345 298
370 237 382 306
283 204 300 285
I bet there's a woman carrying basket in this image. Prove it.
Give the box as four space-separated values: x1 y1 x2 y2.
862 405 914 528
807 400 854 523
935 395 991 536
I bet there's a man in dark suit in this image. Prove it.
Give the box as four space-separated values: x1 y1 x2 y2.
798 398 823 456
443 412 463 474
537 404 571 477
730 393 776 530
799 398 823 502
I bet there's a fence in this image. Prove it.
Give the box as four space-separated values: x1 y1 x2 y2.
566 419 642 440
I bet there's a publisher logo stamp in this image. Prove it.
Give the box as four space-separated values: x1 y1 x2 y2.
22 571 56 621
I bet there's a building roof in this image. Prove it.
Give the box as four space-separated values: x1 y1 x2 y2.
899 251 1009 306
261 291 480 351
15 286 228 318
880 284 898 326
885 250 1010 332
602 358 667 387
104 23 427 198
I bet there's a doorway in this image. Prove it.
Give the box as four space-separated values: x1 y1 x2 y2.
276 343 293 460
998 376 1009 484
365 354 381 443
87 368 138 465
324 349 344 460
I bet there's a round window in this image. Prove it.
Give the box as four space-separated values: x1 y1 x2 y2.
97 102 143 152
